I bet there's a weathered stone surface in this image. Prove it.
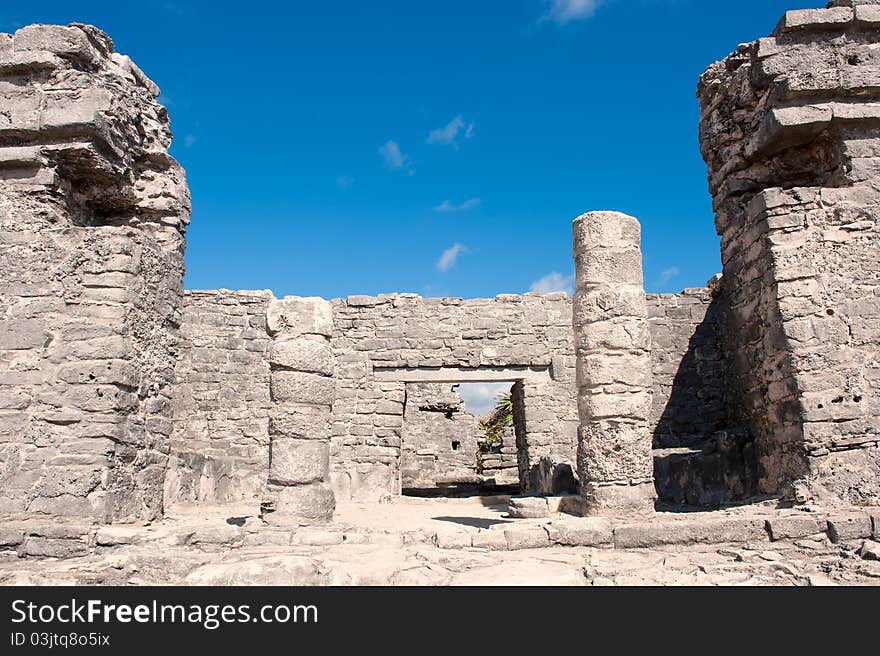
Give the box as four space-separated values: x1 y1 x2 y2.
0 23 189 524
508 496 550 519
271 371 335 405
550 517 614 546
860 540 880 560
267 297 333 337
19 537 89 558
329 293 579 500
504 526 551 550
263 483 336 524
95 526 144 546
166 290 272 510
698 0 880 506
269 439 329 486
572 212 655 517
270 337 333 375
471 530 508 551
0 528 24 546
766 515 825 541
184 555 330 585
613 517 768 548
827 513 874 542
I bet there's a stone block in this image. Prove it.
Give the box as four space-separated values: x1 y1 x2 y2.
269 438 329 486
827 513 874 543
765 515 825 541
504 526 551 550
12 24 101 65
264 482 336 524
0 528 25 546
471 530 508 551
435 530 473 549
582 481 656 518
292 528 344 546
267 297 333 337
776 7 853 33
95 526 144 546
19 537 89 558
508 496 549 519
578 423 655 482
191 525 243 545
550 517 614 547
269 337 333 375
270 405 331 440
271 371 335 405
612 517 768 548
0 319 49 350
574 248 644 286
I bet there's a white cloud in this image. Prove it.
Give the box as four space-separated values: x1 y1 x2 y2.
456 382 513 418
336 175 354 190
542 0 600 24
433 198 480 212
437 243 467 272
427 115 475 146
657 266 680 286
379 140 414 174
529 272 574 296
183 134 196 148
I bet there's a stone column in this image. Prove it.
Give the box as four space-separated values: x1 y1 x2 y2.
262 296 336 524
572 211 655 516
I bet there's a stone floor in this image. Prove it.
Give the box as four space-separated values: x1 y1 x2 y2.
1 497 878 586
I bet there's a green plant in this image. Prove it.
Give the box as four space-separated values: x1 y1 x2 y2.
476 393 513 462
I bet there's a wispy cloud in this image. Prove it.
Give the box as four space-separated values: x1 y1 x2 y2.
433 198 480 213
437 243 467 272
378 140 414 175
529 272 574 296
541 0 601 25
427 115 474 147
336 175 354 190
456 382 513 417
657 266 680 286
183 134 196 148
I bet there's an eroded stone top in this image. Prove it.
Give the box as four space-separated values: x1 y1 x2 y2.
0 23 190 229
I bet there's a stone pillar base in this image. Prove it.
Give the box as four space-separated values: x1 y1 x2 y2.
261 482 336 526
581 482 656 518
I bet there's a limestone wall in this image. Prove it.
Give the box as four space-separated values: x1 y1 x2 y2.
400 383 483 489
0 25 189 522
646 289 729 447
329 293 579 501
165 290 272 510
698 0 880 505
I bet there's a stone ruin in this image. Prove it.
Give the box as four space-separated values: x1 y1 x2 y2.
1 1 879 550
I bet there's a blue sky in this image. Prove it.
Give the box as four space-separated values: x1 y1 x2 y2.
4 0 803 298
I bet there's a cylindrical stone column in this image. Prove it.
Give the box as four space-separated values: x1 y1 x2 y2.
261 296 336 525
572 211 655 517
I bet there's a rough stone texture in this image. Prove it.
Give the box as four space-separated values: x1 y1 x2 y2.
329 293 579 502
0 24 189 522
261 297 336 524
400 383 517 490
698 0 880 506
508 496 550 518
165 290 272 509
572 212 656 516
647 288 760 506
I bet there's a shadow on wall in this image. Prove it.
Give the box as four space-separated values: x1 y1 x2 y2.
651 298 759 508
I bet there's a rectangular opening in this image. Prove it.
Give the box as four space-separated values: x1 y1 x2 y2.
400 381 522 498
